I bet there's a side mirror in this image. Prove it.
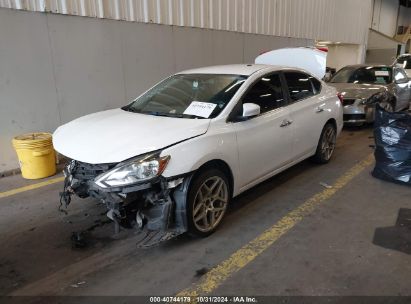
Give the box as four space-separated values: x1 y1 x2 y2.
242 103 260 118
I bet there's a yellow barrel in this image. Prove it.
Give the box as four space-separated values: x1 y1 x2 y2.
12 133 56 179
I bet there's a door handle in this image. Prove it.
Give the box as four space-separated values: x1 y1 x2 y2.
280 119 293 127
316 107 324 113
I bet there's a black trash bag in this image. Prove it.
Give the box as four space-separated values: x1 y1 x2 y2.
372 103 411 185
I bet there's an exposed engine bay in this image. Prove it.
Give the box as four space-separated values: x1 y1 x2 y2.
59 160 191 244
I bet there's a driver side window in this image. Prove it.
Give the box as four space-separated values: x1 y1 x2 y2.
241 74 285 114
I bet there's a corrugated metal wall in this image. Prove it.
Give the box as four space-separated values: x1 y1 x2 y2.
0 0 372 44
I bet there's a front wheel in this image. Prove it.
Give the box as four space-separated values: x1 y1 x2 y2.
312 123 337 164
187 169 230 237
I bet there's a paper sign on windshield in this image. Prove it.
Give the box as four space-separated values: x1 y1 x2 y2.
183 101 217 118
375 71 389 76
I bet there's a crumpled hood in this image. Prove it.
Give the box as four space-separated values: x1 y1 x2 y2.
329 83 387 99
53 109 210 164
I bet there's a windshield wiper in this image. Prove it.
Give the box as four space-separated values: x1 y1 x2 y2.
142 111 205 119
123 108 206 119
180 113 206 119
122 106 141 113
142 111 176 117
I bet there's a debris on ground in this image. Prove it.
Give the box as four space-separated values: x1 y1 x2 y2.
135 230 181 248
319 182 333 189
71 231 88 249
70 281 86 288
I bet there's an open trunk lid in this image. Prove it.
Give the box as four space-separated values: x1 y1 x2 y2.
255 47 327 79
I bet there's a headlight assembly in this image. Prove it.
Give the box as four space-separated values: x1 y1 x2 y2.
95 153 170 188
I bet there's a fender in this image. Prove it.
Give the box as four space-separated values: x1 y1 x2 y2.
160 120 241 195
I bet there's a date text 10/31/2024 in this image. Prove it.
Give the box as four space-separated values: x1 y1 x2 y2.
149 296 258 303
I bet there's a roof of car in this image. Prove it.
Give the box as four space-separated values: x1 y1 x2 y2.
178 64 288 76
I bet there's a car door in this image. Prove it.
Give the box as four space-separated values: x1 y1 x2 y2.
231 73 293 190
282 71 326 160
393 67 411 110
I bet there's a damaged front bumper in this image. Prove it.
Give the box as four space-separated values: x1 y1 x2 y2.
342 92 396 125
60 159 191 240
343 103 374 125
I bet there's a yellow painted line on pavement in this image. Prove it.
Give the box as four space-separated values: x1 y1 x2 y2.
0 176 65 199
177 153 374 297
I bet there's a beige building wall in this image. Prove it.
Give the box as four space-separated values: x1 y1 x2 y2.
366 29 402 65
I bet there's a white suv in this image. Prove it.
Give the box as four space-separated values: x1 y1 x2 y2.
54 49 343 239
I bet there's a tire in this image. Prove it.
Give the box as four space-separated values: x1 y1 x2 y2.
186 168 230 237
312 123 337 164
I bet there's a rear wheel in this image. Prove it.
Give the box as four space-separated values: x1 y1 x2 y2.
187 169 230 237
312 123 336 164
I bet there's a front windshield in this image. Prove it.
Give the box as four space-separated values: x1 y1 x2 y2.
396 56 411 69
123 74 248 119
330 66 392 85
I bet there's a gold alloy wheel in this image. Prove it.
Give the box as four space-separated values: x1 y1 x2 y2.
192 176 229 233
321 126 336 161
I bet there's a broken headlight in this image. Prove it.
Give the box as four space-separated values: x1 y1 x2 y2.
95 153 170 188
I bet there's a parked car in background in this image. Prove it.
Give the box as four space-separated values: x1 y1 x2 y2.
328 64 411 125
53 48 343 240
323 67 337 82
394 54 411 77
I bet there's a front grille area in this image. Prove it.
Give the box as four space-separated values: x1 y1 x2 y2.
343 99 356 106
344 114 365 121
72 161 116 181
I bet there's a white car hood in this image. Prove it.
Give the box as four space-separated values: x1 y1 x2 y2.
53 109 210 164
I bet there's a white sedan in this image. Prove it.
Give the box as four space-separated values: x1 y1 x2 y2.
54 49 343 239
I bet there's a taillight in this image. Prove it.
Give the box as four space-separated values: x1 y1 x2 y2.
337 93 343 105
259 49 270 55
317 47 328 53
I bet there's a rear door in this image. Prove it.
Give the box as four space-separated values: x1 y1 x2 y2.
232 73 293 190
282 71 326 159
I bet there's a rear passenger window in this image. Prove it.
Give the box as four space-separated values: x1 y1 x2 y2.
242 74 285 114
284 72 317 102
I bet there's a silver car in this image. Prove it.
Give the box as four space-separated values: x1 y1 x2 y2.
328 65 411 125
394 54 411 78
